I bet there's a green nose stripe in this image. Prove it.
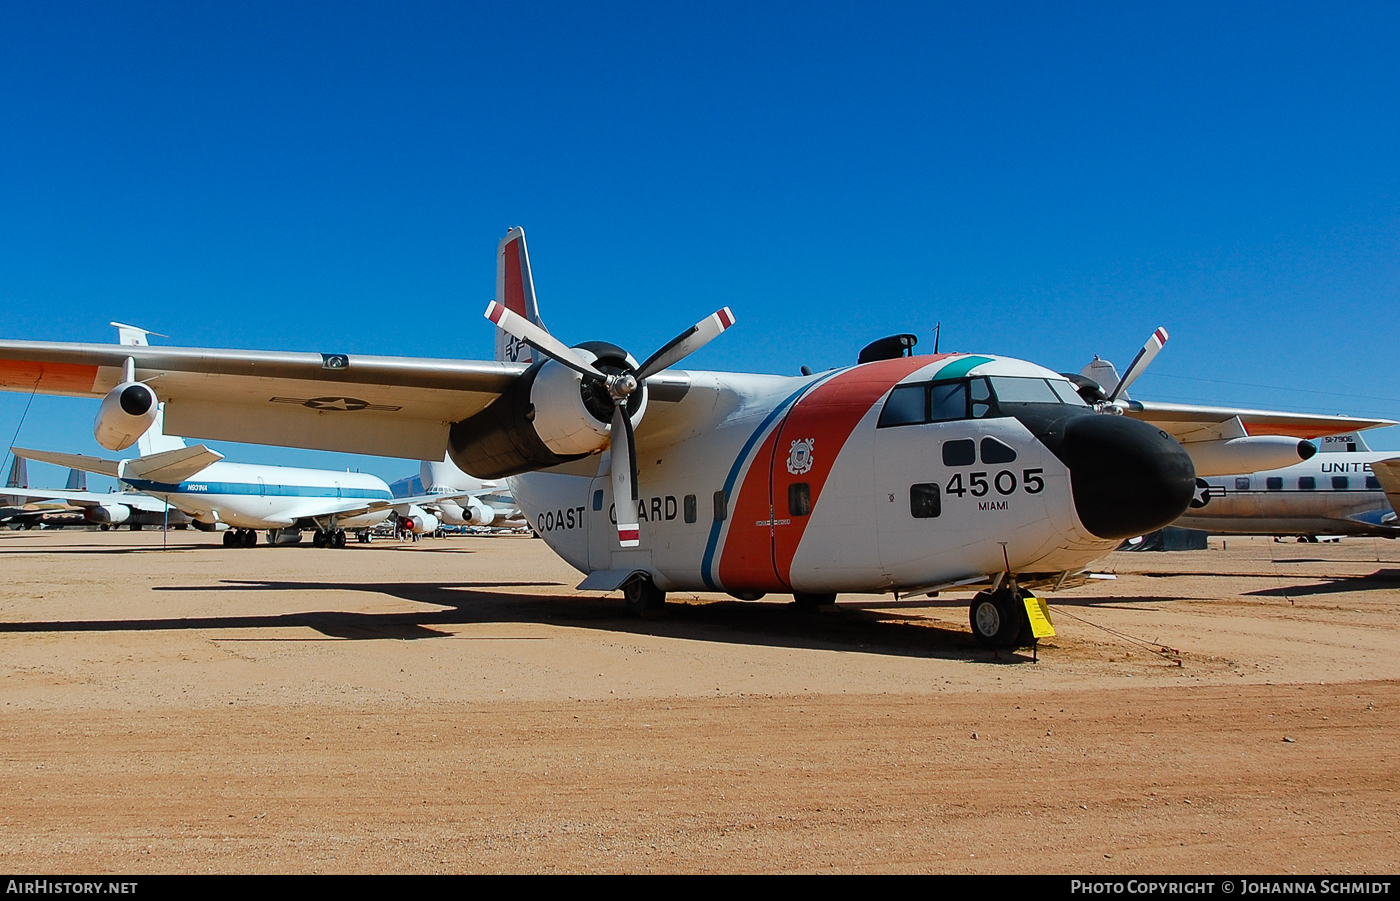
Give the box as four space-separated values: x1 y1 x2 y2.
930 355 994 380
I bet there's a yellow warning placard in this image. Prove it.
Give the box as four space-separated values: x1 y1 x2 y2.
1023 595 1055 638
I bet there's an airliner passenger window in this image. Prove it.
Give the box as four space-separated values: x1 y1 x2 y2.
1235 477 1250 490
878 384 926 428
1266 477 1283 490
1367 476 1381 490
1299 477 1316 490
929 381 967 422
1332 476 1349 490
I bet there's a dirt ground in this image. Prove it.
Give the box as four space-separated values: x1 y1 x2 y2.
0 528 1396 874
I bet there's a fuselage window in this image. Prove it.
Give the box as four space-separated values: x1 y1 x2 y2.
980 437 1017 465
684 494 697 523
788 482 811 517
592 489 604 511
1299 476 1316 490
909 483 941 518
1266 477 1283 490
1235 477 1251 491
713 490 728 522
1332 476 1349 490
929 381 967 422
1049 379 1090 406
942 438 976 467
1367 476 1381 490
878 384 927 428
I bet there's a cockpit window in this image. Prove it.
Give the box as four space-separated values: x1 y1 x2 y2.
1049 379 1090 406
930 381 967 422
878 384 927 428
988 377 1062 405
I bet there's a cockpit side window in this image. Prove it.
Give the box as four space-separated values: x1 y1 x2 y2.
878 384 927 428
988 376 1062 405
929 381 967 422
970 378 993 418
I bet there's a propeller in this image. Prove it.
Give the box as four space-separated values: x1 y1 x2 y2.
485 301 735 547
1106 327 1168 406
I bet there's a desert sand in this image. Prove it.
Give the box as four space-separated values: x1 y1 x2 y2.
0 529 1396 873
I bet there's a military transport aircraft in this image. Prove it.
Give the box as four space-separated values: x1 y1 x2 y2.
0 228 1390 647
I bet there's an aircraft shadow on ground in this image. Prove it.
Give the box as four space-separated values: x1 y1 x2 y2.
1244 568 1400 599
0 578 1036 663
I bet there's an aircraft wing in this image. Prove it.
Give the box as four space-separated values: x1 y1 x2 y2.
1369 458 1400 522
0 341 528 460
1121 401 1396 441
1 487 173 512
272 490 481 527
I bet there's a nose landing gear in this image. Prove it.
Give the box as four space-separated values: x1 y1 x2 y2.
969 586 1034 649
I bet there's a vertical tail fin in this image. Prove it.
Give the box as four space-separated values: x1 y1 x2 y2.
65 468 87 491
494 227 545 364
1081 356 1125 400
1318 431 1373 453
6 456 27 490
136 405 188 457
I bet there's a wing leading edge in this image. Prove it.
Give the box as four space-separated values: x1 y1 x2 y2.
0 341 528 460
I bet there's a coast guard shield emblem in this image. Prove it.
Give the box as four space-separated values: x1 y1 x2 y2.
787 438 815 475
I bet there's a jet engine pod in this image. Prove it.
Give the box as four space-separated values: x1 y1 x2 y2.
401 506 439 534
465 497 497 526
1184 436 1317 477
527 342 648 457
94 381 158 451
85 503 131 525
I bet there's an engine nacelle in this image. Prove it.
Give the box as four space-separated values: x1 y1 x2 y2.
1184 436 1317 477
401 506 439 535
465 497 497 526
447 342 647 479
94 381 158 451
85 503 131 525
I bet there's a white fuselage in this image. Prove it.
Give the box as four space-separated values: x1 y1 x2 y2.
121 461 393 531
511 356 1138 595
1175 453 1397 536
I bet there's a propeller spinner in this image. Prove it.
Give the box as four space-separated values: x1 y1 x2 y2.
485 301 735 547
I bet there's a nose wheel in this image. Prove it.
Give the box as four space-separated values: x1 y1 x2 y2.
622 575 666 616
970 587 1032 649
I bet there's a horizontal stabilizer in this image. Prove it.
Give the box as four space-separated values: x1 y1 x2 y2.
12 447 122 478
122 444 223 484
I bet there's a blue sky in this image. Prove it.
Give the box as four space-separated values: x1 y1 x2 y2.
2 1 1397 489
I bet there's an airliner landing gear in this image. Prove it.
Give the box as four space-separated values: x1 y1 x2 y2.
969 587 1030 649
623 575 666 616
222 529 257 548
312 528 347 548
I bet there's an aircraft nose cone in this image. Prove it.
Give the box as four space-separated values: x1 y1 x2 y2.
1052 414 1197 540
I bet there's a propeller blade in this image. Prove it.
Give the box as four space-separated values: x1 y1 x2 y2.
610 404 640 547
485 301 607 383
1108 327 1168 403
635 307 736 381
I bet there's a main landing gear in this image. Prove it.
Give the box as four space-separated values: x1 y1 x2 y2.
969 586 1034 650
311 528 348 548
792 592 837 611
221 529 258 548
622 575 666 616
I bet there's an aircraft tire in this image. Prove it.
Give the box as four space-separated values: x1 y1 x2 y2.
623 576 666 616
243 529 257 547
222 531 234 547
792 592 837 611
331 529 346 549
312 530 326 548
969 589 1026 649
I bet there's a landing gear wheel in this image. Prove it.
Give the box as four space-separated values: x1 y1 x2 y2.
331 529 346 549
623 576 666 616
792 592 837 611
222 530 234 547
242 529 257 547
969 588 1028 649
312 530 326 548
